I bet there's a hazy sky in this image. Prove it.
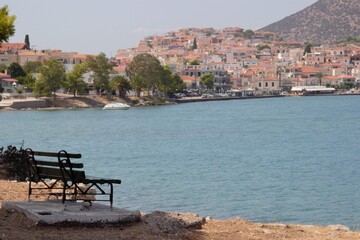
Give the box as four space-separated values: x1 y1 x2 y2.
4 0 317 56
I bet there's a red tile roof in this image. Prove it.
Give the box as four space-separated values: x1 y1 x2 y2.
0 73 10 78
181 75 196 82
0 43 27 51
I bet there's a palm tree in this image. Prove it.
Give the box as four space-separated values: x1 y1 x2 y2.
109 76 132 98
315 72 324 86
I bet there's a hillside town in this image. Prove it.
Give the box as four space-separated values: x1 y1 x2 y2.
1 27 360 100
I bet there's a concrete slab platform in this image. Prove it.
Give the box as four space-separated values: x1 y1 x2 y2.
2 201 141 226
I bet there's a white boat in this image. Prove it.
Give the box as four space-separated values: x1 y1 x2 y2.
103 102 130 110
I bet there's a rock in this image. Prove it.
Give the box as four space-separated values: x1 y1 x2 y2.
297 224 316 230
263 223 289 229
143 211 205 234
205 216 212 221
327 224 350 231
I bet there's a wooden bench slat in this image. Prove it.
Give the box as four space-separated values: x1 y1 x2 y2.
30 151 82 159
37 167 63 180
31 160 84 168
84 177 122 184
37 167 86 181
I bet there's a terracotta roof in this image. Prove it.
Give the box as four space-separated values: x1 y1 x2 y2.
18 51 46 56
323 76 340 80
113 66 126 73
340 75 355 78
73 54 89 59
0 73 11 78
0 43 27 51
1 78 17 82
181 75 196 82
300 66 322 73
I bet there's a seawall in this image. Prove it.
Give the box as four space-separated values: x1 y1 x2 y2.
174 95 285 103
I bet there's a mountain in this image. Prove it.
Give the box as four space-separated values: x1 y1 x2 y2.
261 0 360 44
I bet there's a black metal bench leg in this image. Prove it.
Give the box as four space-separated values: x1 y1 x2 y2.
28 181 31 202
62 182 67 204
110 183 114 209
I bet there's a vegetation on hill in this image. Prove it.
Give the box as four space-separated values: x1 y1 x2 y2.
261 0 360 44
336 36 360 45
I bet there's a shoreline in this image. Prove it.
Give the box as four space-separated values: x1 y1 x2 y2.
1 93 360 112
0 180 359 239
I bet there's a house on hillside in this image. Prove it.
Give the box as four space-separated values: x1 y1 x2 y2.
0 73 18 98
253 77 280 94
340 75 356 84
0 43 28 54
303 52 326 66
181 75 198 89
18 50 47 66
0 43 29 66
0 53 18 66
323 76 341 86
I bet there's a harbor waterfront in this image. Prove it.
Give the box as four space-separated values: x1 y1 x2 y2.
1 95 360 228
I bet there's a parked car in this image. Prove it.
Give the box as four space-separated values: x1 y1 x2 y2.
201 93 214 98
174 93 186 98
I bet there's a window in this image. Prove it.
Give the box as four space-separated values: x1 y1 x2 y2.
272 82 275 87
265 82 268 87
259 82 262 87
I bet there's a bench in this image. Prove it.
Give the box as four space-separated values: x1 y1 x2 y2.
24 148 121 207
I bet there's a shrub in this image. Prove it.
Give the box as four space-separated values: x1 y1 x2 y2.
0 145 27 181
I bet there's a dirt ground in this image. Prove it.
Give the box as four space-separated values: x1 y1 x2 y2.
0 180 359 240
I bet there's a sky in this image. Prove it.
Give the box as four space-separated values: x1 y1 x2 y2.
3 0 318 56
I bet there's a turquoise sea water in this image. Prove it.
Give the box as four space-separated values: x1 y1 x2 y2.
1 95 360 228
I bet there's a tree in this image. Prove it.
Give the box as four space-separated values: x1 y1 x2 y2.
170 74 186 93
16 74 36 90
65 63 88 97
264 34 272 42
130 75 145 98
0 63 7 73
158 66 172 94
192 38 197 50
33 77 50 98
126 53 163 97
204 28 215 36
85 53 113 94
304 43 312 56
200 73 214 91
24 34 30 49
7 62 26 79
339 82 355 90
158 66 186 97
0 5 16 44
23 61 42 73
315 72 324 86
257 45 271 51
36 59 66 100
109 75 132 98
189 59 200 65
244 29 254 39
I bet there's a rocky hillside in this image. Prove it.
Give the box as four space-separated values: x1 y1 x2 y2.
261 0 360 44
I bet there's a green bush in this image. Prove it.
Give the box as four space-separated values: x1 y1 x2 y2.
0 145 27 181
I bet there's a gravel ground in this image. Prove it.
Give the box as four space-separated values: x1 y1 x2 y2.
1 180 360 240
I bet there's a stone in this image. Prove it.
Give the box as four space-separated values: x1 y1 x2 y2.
327 224 350 231
143 211 205 234
263 223 288 229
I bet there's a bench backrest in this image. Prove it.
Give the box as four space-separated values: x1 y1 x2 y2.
24 148 85 183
